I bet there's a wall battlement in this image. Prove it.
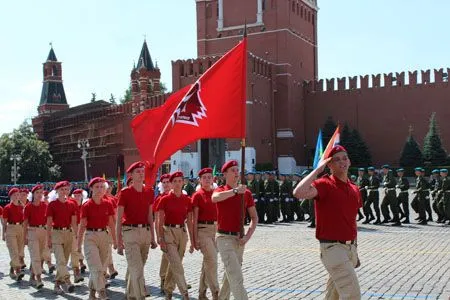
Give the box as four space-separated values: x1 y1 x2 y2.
304 68 450 93
172 52 273 80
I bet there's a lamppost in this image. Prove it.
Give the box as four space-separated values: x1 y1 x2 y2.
77 139 90 182
10 154 21 185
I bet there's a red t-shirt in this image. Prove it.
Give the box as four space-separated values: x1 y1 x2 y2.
153 192 168 213
24 202 48 226
81 199 115 229
3 203 24 223
192 188 217 222
157 192 192 225
67 198 81 224
215 185 255 233
103 195 118 211
312 174 362 241
46 200 77 228
118 186 154 225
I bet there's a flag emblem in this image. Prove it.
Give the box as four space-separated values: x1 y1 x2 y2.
171 81 207 127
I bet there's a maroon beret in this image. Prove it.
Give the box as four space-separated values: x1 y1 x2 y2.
126 177 133 186
198 168 213 177
54 181 70 190
126 161 146 173
72 189 84 195
221 160 238 173
88 177 105 188
43 191 49 196
160 174 170 181
31 185 44 193
327 145 347 159
169 171 184 182
8 188 20 197
20 188 29 193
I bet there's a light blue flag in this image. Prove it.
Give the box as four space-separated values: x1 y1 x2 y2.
313 129 324 169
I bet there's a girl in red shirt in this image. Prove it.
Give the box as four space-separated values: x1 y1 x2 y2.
78 177 116 300
2 188 25 281
192 168 219 300
23 185 53 289
157 171 194 300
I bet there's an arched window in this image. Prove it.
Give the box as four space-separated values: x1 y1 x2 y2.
296 3 299 15
300 6 303 18
292 1 295 12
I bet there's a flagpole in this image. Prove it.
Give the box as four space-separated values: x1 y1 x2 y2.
240 138 246 238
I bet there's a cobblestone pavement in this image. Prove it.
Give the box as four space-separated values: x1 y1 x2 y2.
0 212 448 299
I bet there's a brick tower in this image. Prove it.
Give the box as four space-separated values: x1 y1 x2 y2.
193 0 319 171
130 40 162 114
33 46 69 138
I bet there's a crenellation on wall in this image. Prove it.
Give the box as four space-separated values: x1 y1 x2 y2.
305 67 449 94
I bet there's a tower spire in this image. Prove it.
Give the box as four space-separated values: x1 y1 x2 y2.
136 39 155 71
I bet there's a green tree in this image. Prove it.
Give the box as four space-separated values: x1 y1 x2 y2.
0 122 61 184
400 128 423 167
423 112 447 165
120 86 132 104
109 93 116 104
339 123 372 166
322 116 337 146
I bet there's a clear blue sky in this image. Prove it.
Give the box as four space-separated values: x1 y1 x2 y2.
1 0 449 135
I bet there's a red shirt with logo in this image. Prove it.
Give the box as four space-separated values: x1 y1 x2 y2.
192 188 217 222
24 202 48 226
312 174 362 241
214 185 254 233
81 199 115 229
118 186 154 225
157 192 192 225
46 200 77 228
3 203 24 223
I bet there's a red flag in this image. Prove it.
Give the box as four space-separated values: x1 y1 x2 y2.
322 125 341 161
132 38 247 185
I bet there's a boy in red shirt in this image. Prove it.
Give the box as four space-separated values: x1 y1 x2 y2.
68 189 86 282
293 145 362 299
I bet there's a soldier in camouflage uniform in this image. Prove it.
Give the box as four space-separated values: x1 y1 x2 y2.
291 173 304 221
264 172 280 223
182 177 195 196
380 165 400 226
412 167 429 225
395 168 410 224
247 172 263 223
257 172 267 223
279 174 293 222
430 169 441 221
365 167 381 224
437 169 450 224
357 168 372 224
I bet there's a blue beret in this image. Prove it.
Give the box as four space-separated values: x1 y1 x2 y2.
440 169 448 173
396 168 404 172
350 175 357 180
381 164 390 169
414 167 423 172
367 167 375 171
432 169 439 174
358 168 365 171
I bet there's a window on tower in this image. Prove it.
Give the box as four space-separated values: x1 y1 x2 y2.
301 6 303 18
292 1 295 12
296 3 299 15
308 11 311 22
262 0 265 10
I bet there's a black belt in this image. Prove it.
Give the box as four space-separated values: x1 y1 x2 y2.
198 221 216 225
123 224 150 228
87 228 107 232
7 222 22 225
165 224 185 228
218 229 239 236
53 227 71 231
319 239 355 245
387 188 396 191
29 225 46 228
399 190 409 193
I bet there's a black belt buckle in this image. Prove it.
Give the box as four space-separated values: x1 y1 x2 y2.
198 221 216 225
8 222 22 225
218 229 239 236
53 227 71 231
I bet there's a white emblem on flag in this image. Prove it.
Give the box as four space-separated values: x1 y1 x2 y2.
171 81 207 127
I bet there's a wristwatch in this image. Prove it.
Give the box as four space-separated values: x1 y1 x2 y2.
233 188 238 194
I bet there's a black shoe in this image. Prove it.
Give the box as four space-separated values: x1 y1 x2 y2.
307 223 315 228
391 222 402 226
427 217 433 222
415 216 421 220
381 219 389 224
109 271 118 279
48 265 56 274
418 220 428 225
402 220 410 224
362 219 370 224
369 215 375 222
373 219 381 225
357 215 364 221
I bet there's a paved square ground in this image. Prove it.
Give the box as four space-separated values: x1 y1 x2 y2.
0 212 448 299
